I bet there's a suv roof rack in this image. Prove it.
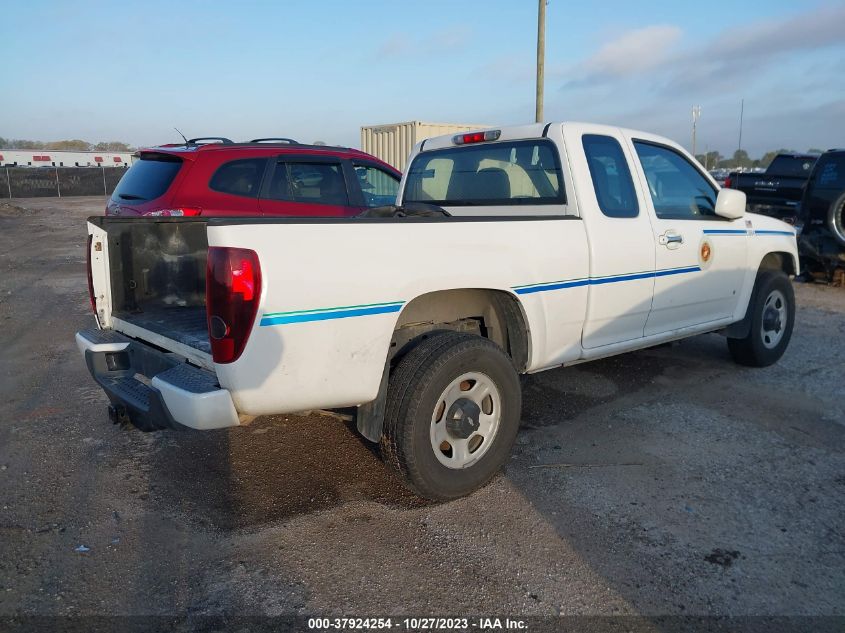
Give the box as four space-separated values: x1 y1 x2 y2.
249 137 298 144
188 137 233 145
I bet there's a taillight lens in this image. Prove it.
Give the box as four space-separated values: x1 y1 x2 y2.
144 207 202 217
86 234 96 314
723 176 732 188
206 247 262 364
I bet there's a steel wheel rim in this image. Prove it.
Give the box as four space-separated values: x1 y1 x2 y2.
430 371 502 469
761 289 787 349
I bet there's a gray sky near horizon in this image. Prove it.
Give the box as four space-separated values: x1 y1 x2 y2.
1 0 843 157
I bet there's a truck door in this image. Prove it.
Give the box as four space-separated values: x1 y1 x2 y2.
628 138 748 335
572 130 656 349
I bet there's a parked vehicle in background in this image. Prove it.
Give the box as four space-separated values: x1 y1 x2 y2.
106 137 401 217
724 153 818 222
78 122 799 500
708 168 730 186
796 149 845 281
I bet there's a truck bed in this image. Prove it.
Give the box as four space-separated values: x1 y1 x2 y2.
113 307 210 354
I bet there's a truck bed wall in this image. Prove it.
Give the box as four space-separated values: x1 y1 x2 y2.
101 219 209 315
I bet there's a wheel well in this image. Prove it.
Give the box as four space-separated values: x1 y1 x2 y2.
759 251 796 276
391 289 530 371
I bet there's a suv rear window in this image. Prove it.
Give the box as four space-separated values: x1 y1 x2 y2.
111 153 182 204
403 140 564 206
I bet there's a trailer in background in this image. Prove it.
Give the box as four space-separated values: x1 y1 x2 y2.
0 149 134 168
360 121 488 171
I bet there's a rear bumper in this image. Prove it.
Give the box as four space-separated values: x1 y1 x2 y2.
76 328 239 431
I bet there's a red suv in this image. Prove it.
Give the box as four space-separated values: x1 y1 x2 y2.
106 137 401 217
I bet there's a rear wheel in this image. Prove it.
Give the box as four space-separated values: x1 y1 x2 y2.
381 331 521 500
727 270 795 367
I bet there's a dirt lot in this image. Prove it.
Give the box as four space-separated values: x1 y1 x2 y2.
0 197 843 626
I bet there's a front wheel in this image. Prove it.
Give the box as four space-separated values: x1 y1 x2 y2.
381 331 521 500
727 270 795 367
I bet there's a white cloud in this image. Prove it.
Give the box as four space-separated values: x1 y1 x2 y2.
583 25 682 78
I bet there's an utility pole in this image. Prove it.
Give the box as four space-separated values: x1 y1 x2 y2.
737 98 744 157
691 105 701 158
535 0 546 123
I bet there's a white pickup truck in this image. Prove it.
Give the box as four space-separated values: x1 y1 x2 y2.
77 122 798 499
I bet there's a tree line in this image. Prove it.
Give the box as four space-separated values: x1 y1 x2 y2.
0 138 133 152
695 148 825 171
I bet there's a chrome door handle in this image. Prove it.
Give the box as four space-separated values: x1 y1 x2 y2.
658 231 684 247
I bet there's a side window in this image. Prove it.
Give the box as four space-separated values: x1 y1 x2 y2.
815 156 845 188
633 141 718 220
354 164 400 207
266 162 348 206
582 134 638 218
209 158 266 198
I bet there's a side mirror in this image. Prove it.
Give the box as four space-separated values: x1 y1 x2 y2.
715 187 746 219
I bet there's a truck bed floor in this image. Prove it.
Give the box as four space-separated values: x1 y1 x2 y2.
114 307 210 355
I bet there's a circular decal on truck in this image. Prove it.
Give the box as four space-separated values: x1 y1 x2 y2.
699 238 713 268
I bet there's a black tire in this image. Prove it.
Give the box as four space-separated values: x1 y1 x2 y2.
727 270 795 367
381 331 521 500
828 193 845 248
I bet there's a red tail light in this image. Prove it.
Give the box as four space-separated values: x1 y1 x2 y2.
206 247 262 364
86 234 96 314
723 176 732 188
143 207 202 217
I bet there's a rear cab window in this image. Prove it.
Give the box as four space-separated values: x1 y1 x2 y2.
767 155 816 177
111 153 182 204
403 139 565 211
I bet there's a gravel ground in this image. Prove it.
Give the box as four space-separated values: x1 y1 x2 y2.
0 197 843 627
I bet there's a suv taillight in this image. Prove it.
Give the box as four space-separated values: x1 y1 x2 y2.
86 234 96 315
206 247 262 364
723 176 732 188
143 207 201 217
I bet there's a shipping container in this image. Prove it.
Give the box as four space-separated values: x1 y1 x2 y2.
360 121 489 171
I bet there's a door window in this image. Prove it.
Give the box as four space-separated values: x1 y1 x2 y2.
208 158 266 198
266 162 348 206
354 165 400 207
582 134 639 218
633 141 718 220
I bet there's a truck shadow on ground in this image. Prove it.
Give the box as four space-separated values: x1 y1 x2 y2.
145 339 700 533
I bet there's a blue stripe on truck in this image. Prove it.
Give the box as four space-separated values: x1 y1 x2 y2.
513 265 700 295
260 301 404 326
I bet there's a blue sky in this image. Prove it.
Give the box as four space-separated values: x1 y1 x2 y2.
1 0 843 157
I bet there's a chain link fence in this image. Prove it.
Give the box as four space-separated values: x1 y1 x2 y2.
0 167 127 198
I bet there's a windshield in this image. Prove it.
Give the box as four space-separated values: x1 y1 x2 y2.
403 140 565 206
767 155 816 178
111 153 183 204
